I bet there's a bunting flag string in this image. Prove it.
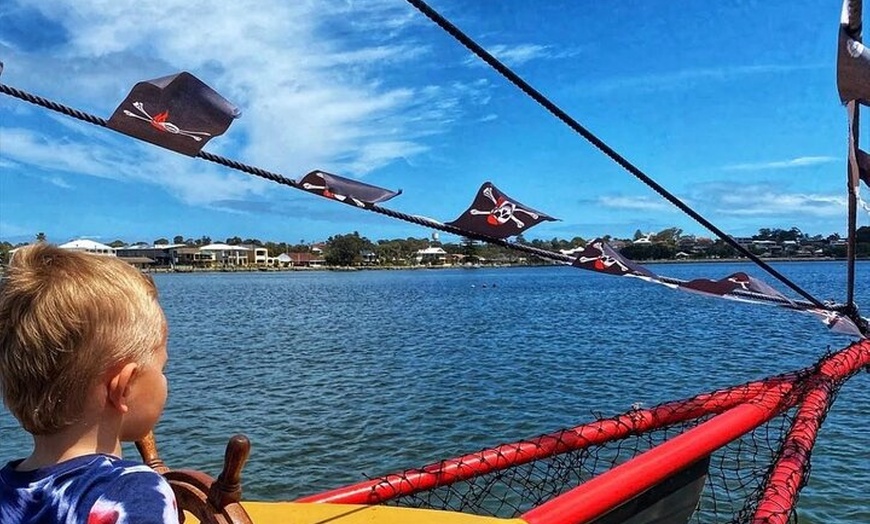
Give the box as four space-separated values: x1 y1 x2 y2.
0 68 865 338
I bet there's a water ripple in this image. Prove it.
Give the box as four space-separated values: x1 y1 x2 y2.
1 262 867 522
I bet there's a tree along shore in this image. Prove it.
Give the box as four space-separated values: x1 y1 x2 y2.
2 226 868 268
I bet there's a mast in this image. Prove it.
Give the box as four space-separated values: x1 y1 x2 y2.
843 0 862 315
843 0 862 309
847 102 859 309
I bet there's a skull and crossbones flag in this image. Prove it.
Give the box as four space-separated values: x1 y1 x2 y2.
837 13 870 105
297 170 401 207
107 72 240 156
446 182 557 239
570 239 656 278
679 272 792 304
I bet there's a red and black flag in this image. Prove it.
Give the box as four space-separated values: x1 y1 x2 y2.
446 182 556 239
679 272 792 304
856 147 870 188
836 4 870 105
297 170 401 207
570 239 656 279
107 72 240 156
804 309 864 337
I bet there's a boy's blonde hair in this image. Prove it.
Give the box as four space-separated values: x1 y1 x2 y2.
0 243 165 435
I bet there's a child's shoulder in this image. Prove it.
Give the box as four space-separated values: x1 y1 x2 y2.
2 453 168 491
1 454 178 523
71 454 172 493
90 456 178 523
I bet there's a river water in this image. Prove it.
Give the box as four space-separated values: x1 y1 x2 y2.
1 261 867 523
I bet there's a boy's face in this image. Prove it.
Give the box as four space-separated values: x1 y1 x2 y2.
120 324 169 441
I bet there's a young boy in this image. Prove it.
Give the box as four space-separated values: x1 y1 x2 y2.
0 243 179 524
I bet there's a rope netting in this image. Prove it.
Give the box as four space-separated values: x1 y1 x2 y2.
373 399 797 522
301 340 869 524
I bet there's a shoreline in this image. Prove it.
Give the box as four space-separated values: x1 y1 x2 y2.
139 256 865 274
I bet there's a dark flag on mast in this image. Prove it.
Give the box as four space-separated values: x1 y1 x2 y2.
447 182 557 239
836 7 870 105
107 72 240 156
298 170 402 207
856 148 870 188
570 239 656 278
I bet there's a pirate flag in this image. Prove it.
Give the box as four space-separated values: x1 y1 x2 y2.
298 170 401 207
803 309 865 337
836 15 870 105
446 182 557 239
856 147 870 188
570 239 656 279
107 72 240 156
679 272 792 304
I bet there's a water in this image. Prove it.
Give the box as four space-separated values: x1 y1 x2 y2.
1 261 867 523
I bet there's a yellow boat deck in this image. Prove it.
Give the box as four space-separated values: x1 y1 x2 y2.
191 502 526 523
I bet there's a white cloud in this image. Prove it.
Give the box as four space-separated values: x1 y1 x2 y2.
689 182 845 218
462 43 570 68
0 127 123 180
0 126 270 206
0 221 32 238
722 156 839 171
716 192 845 217
4 0 476 204
598 195 675 212
583 64 825 96
45 175 72 189
486 44 552 66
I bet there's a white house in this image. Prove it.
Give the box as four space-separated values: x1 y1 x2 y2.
58 239 116 256
415 246 448 265
199 243 250 266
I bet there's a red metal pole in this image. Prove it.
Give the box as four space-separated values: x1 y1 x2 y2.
298 376 793 504
521 381 796 524
752 339 870 523
522 340 869 524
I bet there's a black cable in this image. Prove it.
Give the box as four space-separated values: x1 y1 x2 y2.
0 82 844 315
404 0 827 310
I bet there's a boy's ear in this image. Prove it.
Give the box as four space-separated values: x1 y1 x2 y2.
106 362 139 413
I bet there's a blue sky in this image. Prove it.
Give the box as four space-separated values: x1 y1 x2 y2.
0 0 865 246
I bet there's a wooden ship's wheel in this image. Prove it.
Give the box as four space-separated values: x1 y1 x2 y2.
136 432 253 524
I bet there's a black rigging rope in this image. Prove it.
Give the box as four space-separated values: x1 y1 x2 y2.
0 81 824 312
403 0 828 311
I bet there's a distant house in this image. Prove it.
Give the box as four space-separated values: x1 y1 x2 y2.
199 243 250 266
175 247 214 266
781 240 800 255
58 239 116 256
240 244 269 266
415 246 448 265
633 234 653 245
116 243 185 266
751 240 781 256
275 253 293 267
283 252 325 268
360 250 378 265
